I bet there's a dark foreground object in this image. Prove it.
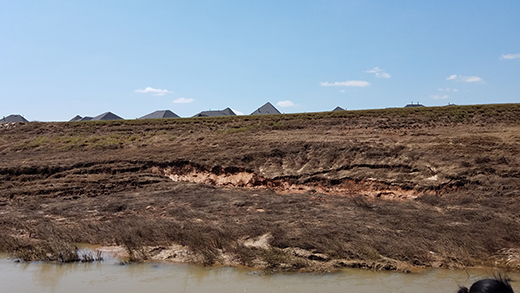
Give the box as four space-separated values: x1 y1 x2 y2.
458 275 514 293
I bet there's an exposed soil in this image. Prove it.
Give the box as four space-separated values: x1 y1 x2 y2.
1 104 520 272
154 164 420 200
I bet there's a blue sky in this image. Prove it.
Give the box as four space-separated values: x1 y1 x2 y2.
1 1 519 121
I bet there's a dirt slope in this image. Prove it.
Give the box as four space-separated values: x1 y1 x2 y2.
1 104 520 272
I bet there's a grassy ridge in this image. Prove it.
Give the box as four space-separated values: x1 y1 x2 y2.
2 103 520 153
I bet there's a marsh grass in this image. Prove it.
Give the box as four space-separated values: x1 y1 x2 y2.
6 239 100 263
78 250 103 262
5 184 520 271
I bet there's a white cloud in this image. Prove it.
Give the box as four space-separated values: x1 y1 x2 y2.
446 75 458 80
430 95 449 100
501 53 520 60
173 97 194 104
277 100 296 107
339 89 346 93
231 109 244 115
438 88 459 92
135 87 173 96
365 67 391 78
463 76 485 83
320 80 371 87
446 75 485 83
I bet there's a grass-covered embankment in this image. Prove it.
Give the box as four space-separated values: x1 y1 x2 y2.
1 103 520 272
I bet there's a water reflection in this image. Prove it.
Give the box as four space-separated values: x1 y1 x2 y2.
1 257 519 293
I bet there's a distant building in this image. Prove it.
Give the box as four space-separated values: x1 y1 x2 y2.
0 114 29 123
404 102 425 108
332 106 346 111
92 112 123 121
70 115 93 122
70 115 82 122
193 107 236 117
251 102 281 115
139 110 180 119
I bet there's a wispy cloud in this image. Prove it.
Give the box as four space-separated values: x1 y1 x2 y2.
173 97 194 104
320 80 371 87
365 67 391 78
135 87 173 96
277 100 296 107
430 94 449 100
438 88 459 92
446 75 485 83
501 53 520 60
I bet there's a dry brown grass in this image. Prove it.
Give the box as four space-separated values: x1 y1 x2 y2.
1 103 520 271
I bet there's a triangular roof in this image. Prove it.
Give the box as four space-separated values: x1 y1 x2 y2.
1 114 28 123
70 115 83 122
139 110 180 119
92 112 123 121
332 106 345 111
80 117 93 121
251 102 281 115
221 107 236 116
193 108 236 117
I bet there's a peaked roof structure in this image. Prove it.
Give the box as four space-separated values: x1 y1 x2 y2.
70 115 93 122
70 115 83 122
139 110 180 119
193 107 236 117
332 106 346 111
92 112 123 121
251 102 281 115
1 114 29 123
404 102 425 108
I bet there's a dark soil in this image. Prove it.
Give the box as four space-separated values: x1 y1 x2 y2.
1 104 520 272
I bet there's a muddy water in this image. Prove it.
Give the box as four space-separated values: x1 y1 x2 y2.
2 257 520 293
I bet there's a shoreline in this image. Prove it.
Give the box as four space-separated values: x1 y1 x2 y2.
1 244 515 275
4 239 520 274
